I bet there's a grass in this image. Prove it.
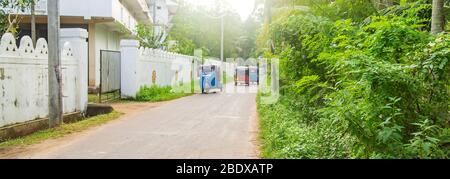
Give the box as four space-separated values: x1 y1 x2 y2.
135 85 192 102
89 85 193 104
0 111 123 148
88 94 136 104
88 94 98 103
257 93 291 159
256 93 355 159
223 75 235 85
88 91 121 103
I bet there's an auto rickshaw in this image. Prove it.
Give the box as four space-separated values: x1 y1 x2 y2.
235 66 250 86
199 64 223 93
249 66 259 85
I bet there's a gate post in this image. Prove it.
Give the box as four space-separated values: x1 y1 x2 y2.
120 40 140 98
60 28 88 113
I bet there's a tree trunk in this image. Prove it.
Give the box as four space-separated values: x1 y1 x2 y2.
431 0 445 34
31 1 36 45
385 0 393 6
371 0 394 9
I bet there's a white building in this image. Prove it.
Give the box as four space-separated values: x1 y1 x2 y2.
147 0 178 43
4 0 153 92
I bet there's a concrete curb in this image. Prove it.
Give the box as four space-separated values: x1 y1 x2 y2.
0 112 83 141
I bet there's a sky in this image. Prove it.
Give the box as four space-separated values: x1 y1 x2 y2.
183 0 256 21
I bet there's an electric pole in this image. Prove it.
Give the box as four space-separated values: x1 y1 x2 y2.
47 0 63 128
31 0 36 45
220 15 224 62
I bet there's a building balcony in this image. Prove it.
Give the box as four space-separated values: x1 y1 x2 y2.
4 0 152 34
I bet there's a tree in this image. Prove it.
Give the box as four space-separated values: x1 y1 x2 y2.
235 17 260 58
431 0 444 34
0 9 7 33
264 0 275 53
0 0 35 35
168 1 245 58
136 23 166 49
371 0 396 9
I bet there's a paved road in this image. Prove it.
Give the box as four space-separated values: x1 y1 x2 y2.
27 86 259 159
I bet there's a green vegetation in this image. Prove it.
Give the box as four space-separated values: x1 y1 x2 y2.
0 0 37 35
88 86 191 104
135 23 166 49
88 94 98 103
258 94 355 159
0 111 122 148
88 94 136 104
88 91 123 104
168 1 259 58
135 85 192 102
224 75 235 85
258 1 450 159
0 9 7 34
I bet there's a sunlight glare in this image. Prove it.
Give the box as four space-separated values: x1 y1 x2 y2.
184 0 255 20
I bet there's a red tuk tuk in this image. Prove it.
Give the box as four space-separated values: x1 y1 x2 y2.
235 66 250 86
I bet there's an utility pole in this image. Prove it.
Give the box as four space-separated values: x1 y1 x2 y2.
220 15 224 62
47 0 63 128
31 0 36 45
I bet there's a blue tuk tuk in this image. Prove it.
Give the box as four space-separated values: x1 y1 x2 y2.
249 66 259 84
199 64 223 93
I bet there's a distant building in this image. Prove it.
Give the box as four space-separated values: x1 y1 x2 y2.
147 0 178 43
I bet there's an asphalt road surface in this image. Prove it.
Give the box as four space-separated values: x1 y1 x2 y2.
21 85 259 159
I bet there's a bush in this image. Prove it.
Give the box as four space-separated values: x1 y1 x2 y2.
258 95 357 159
261 3 449 159
0 10 7 34
135 85 189 102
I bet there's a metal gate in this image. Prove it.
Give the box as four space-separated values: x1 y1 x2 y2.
99 50 121 103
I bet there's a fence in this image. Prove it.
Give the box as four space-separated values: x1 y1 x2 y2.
0 29 88 128
120 40 200 98
119 40 244 98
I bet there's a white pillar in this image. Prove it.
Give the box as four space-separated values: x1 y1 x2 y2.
120 40 140 98
60 28 88 113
